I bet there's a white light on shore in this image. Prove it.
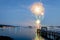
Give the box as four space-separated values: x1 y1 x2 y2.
35 19 40 29
36 19 40 24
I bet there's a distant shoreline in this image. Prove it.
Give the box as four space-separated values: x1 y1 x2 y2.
0 24 19 28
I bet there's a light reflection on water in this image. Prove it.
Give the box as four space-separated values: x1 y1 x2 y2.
0 27 44 40
33 32 44 40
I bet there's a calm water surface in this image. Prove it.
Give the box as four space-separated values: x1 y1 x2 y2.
0 27 45 40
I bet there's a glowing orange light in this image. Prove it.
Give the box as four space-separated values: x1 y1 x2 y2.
30 2 44 16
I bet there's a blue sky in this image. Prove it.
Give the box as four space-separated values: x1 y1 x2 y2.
0 0 60 26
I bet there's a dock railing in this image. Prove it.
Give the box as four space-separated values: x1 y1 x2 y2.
40 27 60 40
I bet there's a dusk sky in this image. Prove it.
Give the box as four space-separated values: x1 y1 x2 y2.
0 0 60 26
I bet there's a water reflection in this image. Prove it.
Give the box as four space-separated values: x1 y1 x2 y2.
33 30 44 40
0 26 45 40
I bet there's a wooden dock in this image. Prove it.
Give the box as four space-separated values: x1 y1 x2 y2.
40 27 60 40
